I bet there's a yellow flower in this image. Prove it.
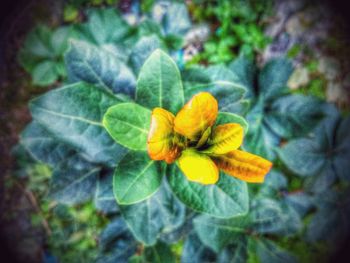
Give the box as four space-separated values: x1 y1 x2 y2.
147 92 272 185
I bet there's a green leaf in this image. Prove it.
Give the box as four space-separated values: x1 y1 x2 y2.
194 214 249 252
65 40 136 97
120 181 185 245
265 95 324 138
32 61 59 86
76 8 130 45
136 49 184 113
162 2 191 36
29 82 127 166
168 165 249 218
49 157 100 205
144 242 176 263
113 151 163 205
19 25 75 85
95 171 119 214
20 121 77 167
258 58 293 100
244 99 280 160
181 232 216 263
278 138 326 177
103 102 151 151
258 170 287 198
250 198 301 236
216 112 249 134
129 35 164 75
97 218 137 263
228 56 256 98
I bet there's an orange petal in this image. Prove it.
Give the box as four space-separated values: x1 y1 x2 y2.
213 150 272 183
205 123 244 154
147 108 178 163
174 92 218 141
177 149 219 185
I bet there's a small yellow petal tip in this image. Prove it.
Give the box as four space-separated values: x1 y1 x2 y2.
174 92 218 140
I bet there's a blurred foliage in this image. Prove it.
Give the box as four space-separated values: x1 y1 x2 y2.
189 0 272 64
13 146 108 263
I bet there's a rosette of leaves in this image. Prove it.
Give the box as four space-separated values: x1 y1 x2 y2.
102 49 251 218
18 1 192 86
20 43 251 260
228 56 327 160
278 110 350 193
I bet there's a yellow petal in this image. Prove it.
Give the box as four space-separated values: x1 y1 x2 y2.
213 150 272 183
147 108 178 163
205 123 244 154
177 149 219 185
174 92 218 140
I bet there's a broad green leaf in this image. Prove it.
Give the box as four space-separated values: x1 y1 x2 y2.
181 232 216 263
65 40 136 97
265 94 324 138
30 82 127 166
120 181 185 245
49 157 100 205
138 19 162 37
95 171 119 214
277 138 326 177
284 192 312 218
103 102 151 151
76 8 130 45
97 218 137 263
258 170 287 198
129 35 164 75
113 151 163 205
228 56 256 98
159 211 194 244
303 161 337 193
136 49 184 113
194 214 249 252
32 60 59 86
162 2 191 36
258 58 293 100
168 165 249 218
20 121 77 167
144 242 176 263
244 99 280 160
216 112 249 134
250 198 301 236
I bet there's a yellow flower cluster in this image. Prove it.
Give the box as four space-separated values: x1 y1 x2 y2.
147 92 272 185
